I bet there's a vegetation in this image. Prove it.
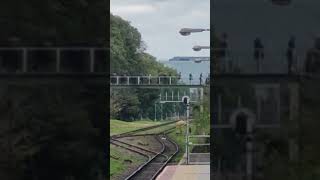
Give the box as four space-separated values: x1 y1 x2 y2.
110 119 161 135
167 126 187 163
110 14 180 121
110 145 146 178
0 0 106 46
0 85 106 180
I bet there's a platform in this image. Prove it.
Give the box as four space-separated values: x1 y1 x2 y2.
156 165 210 180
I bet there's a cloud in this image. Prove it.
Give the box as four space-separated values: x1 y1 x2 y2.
111 4 157 15
110 0 210 59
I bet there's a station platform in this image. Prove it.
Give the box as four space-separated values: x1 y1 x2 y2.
156 164 210 180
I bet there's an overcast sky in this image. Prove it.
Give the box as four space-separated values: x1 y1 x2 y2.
213 0 320 72
110 0 210 61
214 0 320 54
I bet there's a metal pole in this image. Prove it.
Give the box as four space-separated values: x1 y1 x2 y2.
154 103 157 121
200 88 204 113
161 103 163 121
56 48 61 72
238 95 242 108
218 94 222 124
174 103 176 120
90 48 95 72
172 91 174 101
22 48 27 72
186 103 190 164
178 91 180 101
246 121 253 180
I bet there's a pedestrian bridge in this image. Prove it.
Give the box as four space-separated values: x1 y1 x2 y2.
110 75 209 88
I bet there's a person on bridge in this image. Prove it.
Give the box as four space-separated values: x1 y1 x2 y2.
253 37 264 73
286 36 296 74
199 73 203 85
221 33 229 72
189 73 193 84
178 72 181 80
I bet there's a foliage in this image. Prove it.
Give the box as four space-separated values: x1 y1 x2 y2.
110 145 145 178
110 119 161 135
0 85 105 180
110 14 178 121
0 0 106 46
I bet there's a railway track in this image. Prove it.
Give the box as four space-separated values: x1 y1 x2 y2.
125 134 179 180
111 120 180 179
112 120 179 138
110 138 160 159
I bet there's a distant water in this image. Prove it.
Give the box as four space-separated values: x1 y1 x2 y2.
161 60 210 84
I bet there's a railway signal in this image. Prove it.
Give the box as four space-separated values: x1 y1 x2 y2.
182 96 190 105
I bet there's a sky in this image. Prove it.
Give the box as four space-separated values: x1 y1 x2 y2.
214 0 320 73
110 0 210 61
214 0 320 54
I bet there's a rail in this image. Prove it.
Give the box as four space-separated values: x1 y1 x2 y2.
126 133 179 180
112 120 179 138
110 76 208 86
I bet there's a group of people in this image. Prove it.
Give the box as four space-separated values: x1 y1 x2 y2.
179 72 209 85
218 33 298 74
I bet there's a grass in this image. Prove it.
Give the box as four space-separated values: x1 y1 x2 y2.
167 119 208 163
133 123 176 135
167 126 187 163
110 119 162 135
110 145 146 178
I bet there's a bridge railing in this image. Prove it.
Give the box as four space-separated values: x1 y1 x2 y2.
110 76 209 86
214 50 317 74
0 47 107 74
164 48 320 75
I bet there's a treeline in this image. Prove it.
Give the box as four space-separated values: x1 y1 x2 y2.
110 14 179 121
0 1 107 180
0 0 106 46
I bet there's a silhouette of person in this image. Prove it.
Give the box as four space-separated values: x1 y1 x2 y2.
286 36 295 74
199 73 203 85
221 33 229 72
221 33 228 57
305 37 320 73
189 73 193 84
254 37 264 72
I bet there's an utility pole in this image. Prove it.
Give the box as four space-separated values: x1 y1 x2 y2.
154 103 157 121
246 121 253 180
200 88 204 113
183 96 190 164
161 103 163 121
